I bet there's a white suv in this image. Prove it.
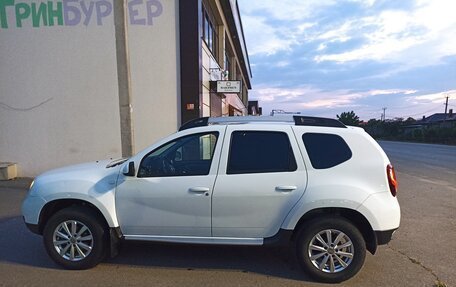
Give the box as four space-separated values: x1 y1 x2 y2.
22 116 400 283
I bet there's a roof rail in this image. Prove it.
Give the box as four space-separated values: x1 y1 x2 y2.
179 117 209 131
179 116 346 131
293 116 346 128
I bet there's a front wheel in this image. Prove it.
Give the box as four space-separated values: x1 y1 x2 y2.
43 206 107 269
296 217 366 283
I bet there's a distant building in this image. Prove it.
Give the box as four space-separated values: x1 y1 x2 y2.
0 0 251 176
248 101 262 115
404 109 456 131
416 110 456 125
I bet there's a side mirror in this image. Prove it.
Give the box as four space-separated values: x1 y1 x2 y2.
175 151 182 161
122 162 136 176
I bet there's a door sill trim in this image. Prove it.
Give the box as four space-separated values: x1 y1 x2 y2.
123 235 264 245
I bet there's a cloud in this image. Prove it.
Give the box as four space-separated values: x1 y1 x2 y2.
240 0 337 21
314 1 456 68
250 86 415 109
409 90 456 104
240 0 456 69
368 89 417 96
274 61 290 67
241 15 298 55
239 0 319 56
251 86 450 120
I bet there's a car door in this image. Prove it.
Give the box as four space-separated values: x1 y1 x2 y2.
116 127 225 237
212 125 307 238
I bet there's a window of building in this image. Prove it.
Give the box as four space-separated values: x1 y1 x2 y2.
138 132 219 177
302 133 352 169
202 5 218 58
227 131 297 174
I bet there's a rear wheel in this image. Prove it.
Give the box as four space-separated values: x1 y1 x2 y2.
43 207 107 269
296 217 366 283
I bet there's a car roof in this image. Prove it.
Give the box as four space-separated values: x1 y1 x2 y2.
179 116 347 131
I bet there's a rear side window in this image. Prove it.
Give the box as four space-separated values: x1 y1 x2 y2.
302 133 352 169
227 131 297 174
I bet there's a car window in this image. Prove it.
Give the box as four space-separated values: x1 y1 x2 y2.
227 131 297 174
302 133 352 169
138 132 218 177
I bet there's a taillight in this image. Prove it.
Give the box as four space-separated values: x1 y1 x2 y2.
387 164 398 197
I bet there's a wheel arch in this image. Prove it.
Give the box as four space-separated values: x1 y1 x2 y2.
292 207 377 254
37 199 110 235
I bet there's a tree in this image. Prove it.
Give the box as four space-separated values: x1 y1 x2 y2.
337 111 360 126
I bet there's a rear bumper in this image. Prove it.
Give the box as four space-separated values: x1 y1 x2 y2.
357 192 401 231
375 228 397 245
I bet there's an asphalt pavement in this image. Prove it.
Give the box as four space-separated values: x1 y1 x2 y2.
0 140 454 287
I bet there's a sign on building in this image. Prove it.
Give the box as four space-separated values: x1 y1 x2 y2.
216 81 241 93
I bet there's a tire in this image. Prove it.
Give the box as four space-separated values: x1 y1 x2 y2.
296 216 366 283
43 206 107 270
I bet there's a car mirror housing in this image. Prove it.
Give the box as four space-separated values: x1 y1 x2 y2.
122 162 136 176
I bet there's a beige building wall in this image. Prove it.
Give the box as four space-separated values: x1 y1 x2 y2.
127 0 180 152
0 1 122 176
0 0 249 176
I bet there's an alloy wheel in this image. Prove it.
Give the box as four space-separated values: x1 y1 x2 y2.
308 229 354 273
52 220 94 261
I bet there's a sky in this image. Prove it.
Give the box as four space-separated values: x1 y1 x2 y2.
238 0 456 120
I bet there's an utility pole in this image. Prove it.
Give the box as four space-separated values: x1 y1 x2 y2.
381 107 387 122
444 94 449 115
114 0 134 157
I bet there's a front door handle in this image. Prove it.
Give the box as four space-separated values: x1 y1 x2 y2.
188 187 210 193
275 185 297 192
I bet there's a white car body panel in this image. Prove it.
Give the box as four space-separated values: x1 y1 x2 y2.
357 191 401 230
281 126 399 231
22 160 121 227
115 126 227 236
212 125 308 238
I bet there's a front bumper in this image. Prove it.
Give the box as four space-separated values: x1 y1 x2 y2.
21 194 46 228
24 218 41 235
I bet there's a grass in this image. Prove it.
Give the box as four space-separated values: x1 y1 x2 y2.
434 280 447 287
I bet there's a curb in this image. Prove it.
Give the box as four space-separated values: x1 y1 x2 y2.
0 178 34 190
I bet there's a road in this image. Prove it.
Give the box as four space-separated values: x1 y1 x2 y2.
0 141 454 287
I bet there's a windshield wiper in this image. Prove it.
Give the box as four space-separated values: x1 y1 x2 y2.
106 158 128 168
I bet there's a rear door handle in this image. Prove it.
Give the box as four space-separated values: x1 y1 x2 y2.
188 187 210 193
275 185 297 192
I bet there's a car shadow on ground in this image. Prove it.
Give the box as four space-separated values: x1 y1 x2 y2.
0 217 57 269
108 241 309 281
0 217 312 282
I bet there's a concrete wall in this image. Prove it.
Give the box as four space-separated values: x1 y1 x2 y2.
127 0 180 152
0 0 122 176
